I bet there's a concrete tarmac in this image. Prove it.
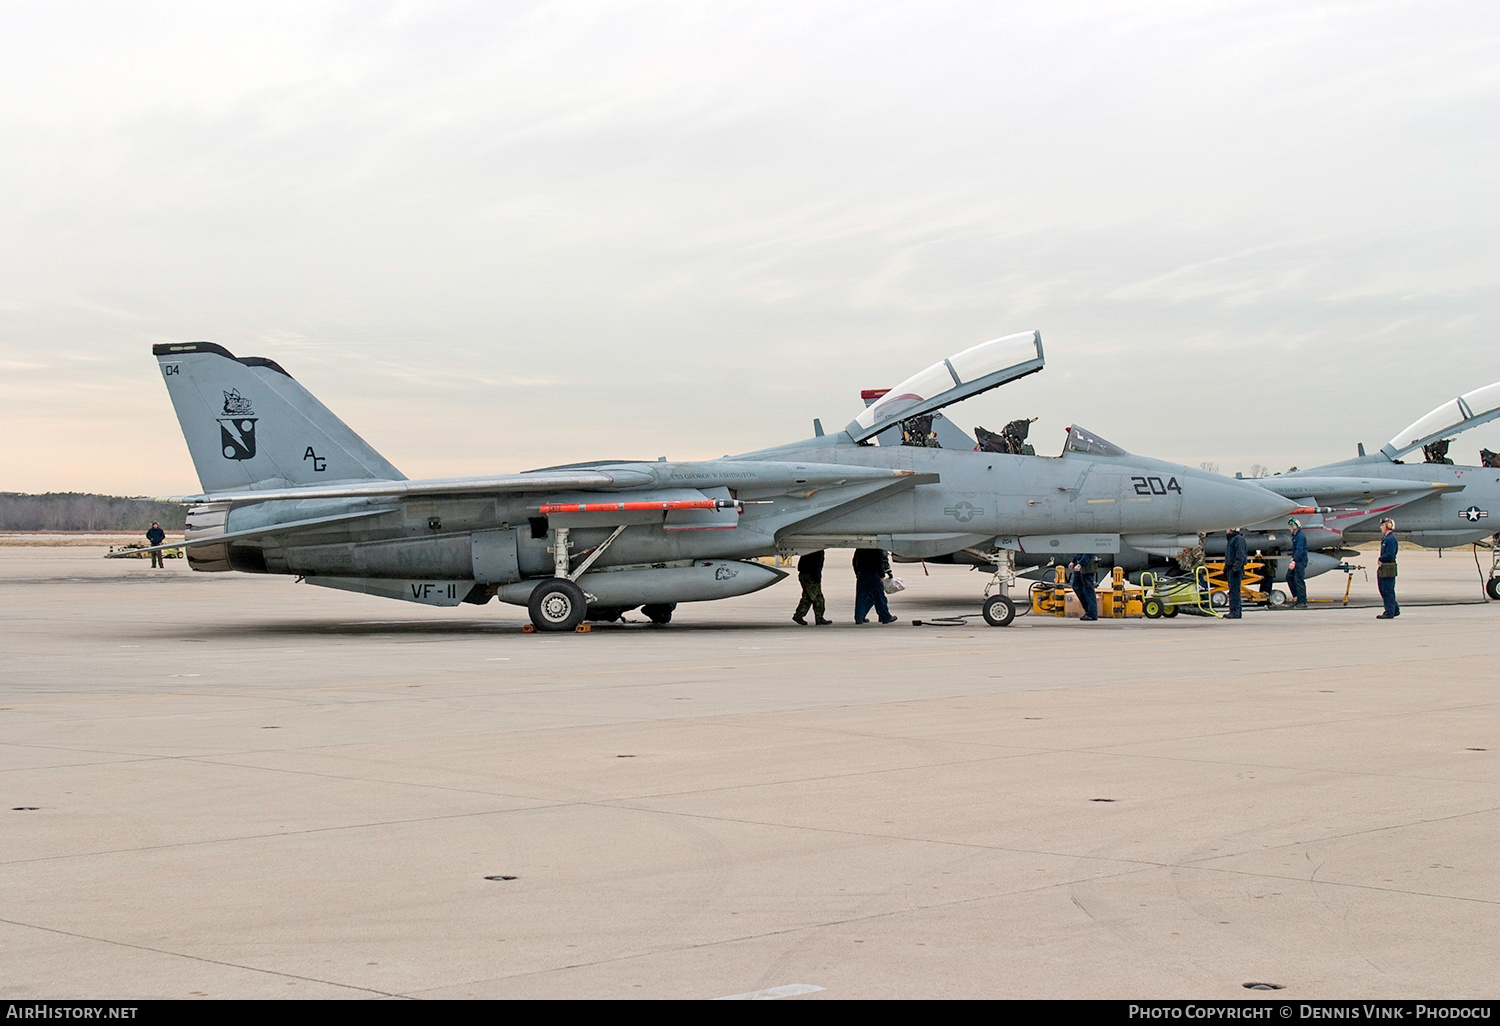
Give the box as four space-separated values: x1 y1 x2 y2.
0 546 1495 1000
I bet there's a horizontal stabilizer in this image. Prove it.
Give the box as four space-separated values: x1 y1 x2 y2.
103 508 393 556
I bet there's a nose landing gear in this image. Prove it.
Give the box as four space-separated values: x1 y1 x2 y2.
979 548 1020 627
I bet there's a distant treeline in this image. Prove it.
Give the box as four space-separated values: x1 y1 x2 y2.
0 493 188 532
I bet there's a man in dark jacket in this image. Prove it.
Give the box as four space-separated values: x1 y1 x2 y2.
1286 518 1309 608
1375 518 1400 619
1223 527 1248 618
146 521 166 569
852 548 897 624
792 550 832 625
1067 553 1098 621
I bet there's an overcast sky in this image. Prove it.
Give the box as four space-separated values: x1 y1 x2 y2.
2 0 1496 495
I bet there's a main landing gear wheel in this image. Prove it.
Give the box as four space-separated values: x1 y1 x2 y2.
1487 579 1500 601
1267 590 1288 608
529 579 587 632
982 594 1016 627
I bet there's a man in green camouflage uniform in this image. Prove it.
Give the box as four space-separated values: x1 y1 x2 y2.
793 550 832 625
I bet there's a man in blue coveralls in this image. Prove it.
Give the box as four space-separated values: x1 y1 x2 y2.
1068 553 1098 621
146 521 166 569
852 548 898 625
1223 527 1248 619
1375 517 1400 619
1286 518 1309 609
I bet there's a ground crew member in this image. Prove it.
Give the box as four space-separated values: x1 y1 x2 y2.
792 550 832 625
146 521 166 569
1224 527 1248 619
852 548 897 624
1286 518 1308 608
1376 518 1400 619
1067 553 1098 621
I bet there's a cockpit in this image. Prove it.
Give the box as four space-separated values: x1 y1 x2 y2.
847 332 1131 461
1422 438 1500 468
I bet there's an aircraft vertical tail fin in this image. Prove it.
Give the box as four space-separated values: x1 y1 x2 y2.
152 342 405 494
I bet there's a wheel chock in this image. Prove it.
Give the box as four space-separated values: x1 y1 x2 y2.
522 623 536 633
575 623 592 633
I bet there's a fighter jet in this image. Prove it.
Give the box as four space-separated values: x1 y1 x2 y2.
1196 381 1500 595
119 332 1296 630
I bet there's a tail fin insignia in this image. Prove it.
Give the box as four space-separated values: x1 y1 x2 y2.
222 390 254 416
219 418 258 460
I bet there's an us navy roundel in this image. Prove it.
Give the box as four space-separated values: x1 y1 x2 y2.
218 390 257 460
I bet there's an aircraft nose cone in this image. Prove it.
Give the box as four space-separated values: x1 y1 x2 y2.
1190 475 1299 531
1232 479 1300 526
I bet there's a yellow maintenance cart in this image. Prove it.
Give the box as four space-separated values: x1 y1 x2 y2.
106 542 184 559
1033 564 1232 620
1201 559 1283 610
1202 558 1371 608
1139 565 1222 619
1030 566 1146 619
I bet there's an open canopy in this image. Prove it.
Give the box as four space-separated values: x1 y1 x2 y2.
1381 381 1500 460
847 331 1044 443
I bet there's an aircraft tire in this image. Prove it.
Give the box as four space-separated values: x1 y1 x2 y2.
1487 578 1500 601
1142 598 1163 619
641 603 675 625
981 595 1016 627
1267 590 1287 608
528 579 587 632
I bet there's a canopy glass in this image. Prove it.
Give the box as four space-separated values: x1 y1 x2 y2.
848 331 1044 442
1063 425 1128 457
1381 381 1500 460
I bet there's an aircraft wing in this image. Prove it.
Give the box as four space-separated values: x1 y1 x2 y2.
1256 476 1463 504
1254 475 1463 534
845 331 1044 443
1380 380 1500 460
156 462 915 505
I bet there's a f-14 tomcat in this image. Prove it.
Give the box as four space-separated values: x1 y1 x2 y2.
124 332 1296 630
1199 381 1500 596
